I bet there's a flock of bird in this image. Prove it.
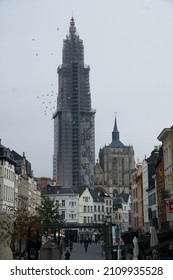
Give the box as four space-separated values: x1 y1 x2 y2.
36 83 57 117
32 28 60 118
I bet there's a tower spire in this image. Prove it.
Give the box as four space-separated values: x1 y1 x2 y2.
112 113 119 142
69 16 76 34
109 113 124 148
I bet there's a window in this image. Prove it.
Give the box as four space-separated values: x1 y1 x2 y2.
62 200 65 207
56 200 59 207
61 211 65 219
83 196 89 202
148 193 156 206
84 206 86 212
69 201 76 206
69 214 76 219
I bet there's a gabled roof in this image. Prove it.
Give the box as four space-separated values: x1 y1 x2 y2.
89 188 104 202
79 186 104 202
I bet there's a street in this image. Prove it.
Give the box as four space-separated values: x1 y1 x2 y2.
62 242 105 260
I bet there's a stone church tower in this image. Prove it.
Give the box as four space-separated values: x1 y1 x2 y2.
94 115 135 196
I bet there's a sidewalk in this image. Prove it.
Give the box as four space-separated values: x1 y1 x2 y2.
62 242 105 260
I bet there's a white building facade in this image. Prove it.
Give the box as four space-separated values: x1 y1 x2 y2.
0 141 16 213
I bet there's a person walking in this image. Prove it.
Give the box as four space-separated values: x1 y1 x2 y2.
65 249 71 260
84 240 88 253
69 242 73 252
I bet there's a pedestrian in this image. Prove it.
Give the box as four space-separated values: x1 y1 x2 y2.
69 242 73 252
84 241 88 253
65 249 71 260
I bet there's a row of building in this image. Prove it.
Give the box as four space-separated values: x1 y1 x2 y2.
1 124 173 240
0 139 41 214
131 126 173 234
43 184 131 240
0 136 131 241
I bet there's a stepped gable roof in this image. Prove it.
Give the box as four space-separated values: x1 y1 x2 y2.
109 114 124 148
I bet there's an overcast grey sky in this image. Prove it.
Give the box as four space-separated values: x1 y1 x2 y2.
1 0 173 178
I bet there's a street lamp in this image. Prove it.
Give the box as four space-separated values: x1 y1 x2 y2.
105 215 112 259
115 224 122 260
106 215 112 246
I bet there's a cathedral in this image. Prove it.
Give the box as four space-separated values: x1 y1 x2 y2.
53 18 95 191
94 115 135 196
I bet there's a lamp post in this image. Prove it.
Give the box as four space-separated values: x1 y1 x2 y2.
115 224 122 260
105 215 112 260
